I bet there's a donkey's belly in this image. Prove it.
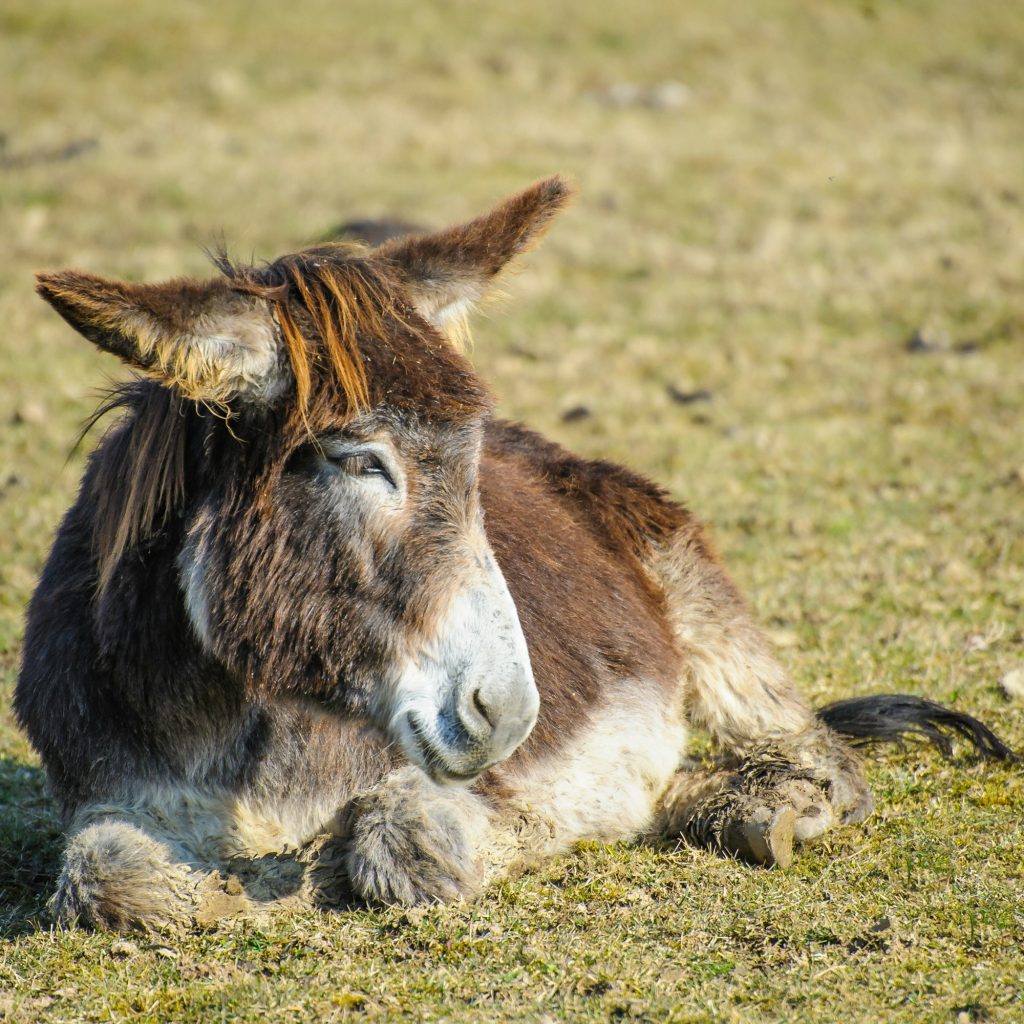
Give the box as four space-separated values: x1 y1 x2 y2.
498 682 687 845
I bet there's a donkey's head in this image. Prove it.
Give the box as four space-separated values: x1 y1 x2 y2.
36 177 573 783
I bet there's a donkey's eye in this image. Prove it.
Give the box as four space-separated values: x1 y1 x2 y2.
332 452 396 487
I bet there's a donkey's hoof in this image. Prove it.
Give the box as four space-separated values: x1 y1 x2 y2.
777 778 835 844
724 805 796 869
771 726 875 828
340 771 482 906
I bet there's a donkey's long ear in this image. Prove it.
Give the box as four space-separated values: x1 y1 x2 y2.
375 176 574 329
35 271 283 405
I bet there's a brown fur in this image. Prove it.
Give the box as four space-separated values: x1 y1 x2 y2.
60 248 495 598
79 383 189 593
17 176 915 932
479 422 682 755
376 177 574 325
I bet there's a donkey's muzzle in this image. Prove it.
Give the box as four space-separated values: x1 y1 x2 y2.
455 669 539 771
390 549 539 784
403 665 539 784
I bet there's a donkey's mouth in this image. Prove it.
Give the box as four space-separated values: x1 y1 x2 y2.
402 711 490 785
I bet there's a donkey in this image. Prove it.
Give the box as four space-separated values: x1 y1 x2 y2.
15 177 1014 931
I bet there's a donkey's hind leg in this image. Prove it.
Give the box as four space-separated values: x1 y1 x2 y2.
657 747 857 867
652 536 874 857
53 819 247 931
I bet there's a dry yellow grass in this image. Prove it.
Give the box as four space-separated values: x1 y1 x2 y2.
2 1 1023 1021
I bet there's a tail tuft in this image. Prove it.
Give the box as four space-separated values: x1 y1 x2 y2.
817 694 1018 762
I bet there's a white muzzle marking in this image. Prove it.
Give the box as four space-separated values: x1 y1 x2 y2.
390 550 538 784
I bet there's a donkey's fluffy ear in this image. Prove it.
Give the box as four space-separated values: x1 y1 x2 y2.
375 176 574 328
35 271 284 404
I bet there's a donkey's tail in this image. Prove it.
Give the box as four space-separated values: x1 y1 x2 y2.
817 694 1018 762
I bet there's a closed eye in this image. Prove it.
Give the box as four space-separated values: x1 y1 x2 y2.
329 451 396 488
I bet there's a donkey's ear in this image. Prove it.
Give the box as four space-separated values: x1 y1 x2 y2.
35 271 283 404
375 176 574 328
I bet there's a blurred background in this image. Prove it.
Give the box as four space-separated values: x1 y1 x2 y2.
2 2 1024 1017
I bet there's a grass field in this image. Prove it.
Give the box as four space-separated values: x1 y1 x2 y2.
2 0 1024 1020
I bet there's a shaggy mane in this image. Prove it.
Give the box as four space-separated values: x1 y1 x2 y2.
82 380 189 594
218 244 403 418
85 245 431 593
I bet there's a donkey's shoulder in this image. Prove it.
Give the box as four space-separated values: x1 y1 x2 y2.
482 419 704 562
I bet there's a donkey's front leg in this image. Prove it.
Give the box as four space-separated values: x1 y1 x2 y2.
337 766 491 905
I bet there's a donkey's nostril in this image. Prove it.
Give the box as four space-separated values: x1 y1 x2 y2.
472 687 495 729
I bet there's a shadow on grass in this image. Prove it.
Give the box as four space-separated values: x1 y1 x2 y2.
0 756 62 939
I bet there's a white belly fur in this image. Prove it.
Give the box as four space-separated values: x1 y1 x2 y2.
504 686 686 846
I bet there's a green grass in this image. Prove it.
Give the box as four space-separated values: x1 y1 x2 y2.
2 0 1023 1020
